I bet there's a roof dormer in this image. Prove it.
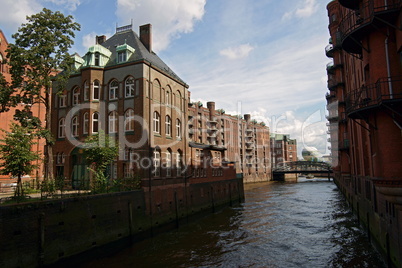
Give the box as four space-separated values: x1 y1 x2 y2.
116 43 135 63
83 44 112 67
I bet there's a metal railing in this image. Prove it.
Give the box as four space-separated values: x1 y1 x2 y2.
346 76 402 114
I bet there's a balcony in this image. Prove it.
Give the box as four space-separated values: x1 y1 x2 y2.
346 76 402 119
328 78 345 91
326 62 343 74
325 44 334 58
326 92 336 101
339 0 402 54
339 0 359 9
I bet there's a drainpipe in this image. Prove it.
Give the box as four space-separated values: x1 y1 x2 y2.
385 28 393 98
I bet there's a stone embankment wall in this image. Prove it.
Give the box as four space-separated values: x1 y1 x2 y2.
0 178 244 267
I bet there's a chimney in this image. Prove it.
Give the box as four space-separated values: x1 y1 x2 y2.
96 35 106 45
140 24 152 52
244 114 251 123
207 102 215 120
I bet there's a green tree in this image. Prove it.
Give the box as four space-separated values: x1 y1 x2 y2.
83 131 119 193
0 124 40 198
3 8 80 181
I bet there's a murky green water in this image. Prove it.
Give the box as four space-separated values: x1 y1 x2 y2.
72 177 385 267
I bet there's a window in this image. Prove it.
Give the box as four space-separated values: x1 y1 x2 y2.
109 80 119 100
176 152 182 176
166 90 170 105
72 116 79 137
153 150 160 176
109 111 118 133
83 112 89 134
94 52 100 66
166 150 172 177
125 77 135 97
125 109 134 131
165 115 171 136
58 118 65 138
176 119 181 138
93 80 100 100
92 112 99 134
72 87 80 106
153 111 160 134
59 94 67 107
84 81 89 101
118 51 127 63
0 53 4 73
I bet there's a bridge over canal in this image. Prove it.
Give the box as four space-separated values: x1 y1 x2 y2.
272 161 333 181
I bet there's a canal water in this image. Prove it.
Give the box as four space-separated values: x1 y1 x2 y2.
76 177 385 267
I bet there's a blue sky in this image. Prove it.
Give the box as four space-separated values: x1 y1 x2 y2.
0 0 332 157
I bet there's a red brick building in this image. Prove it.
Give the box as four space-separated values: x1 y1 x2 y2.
0 29 46 182
326 0 402 265
270 133 297 168
188 101 271 183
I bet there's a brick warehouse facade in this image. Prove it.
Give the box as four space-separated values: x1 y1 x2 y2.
326 0 402 266
0 29 46 182
187 101 271 183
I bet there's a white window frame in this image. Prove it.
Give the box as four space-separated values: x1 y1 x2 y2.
109 80 118 100
153 150 161 177
153 111 160 134
92 80 100 101
72 116 79 137
58 118 65 138
166 90 170 105
109 111 118 134
176 119 181 138
165 115 171 136
125 109 134 131
118 51 127 63
72 87 80 106
84 81 89 101
83 112 89 134
125 77 135 97
166 151 172 177
59 94 67 108
92 112 99 134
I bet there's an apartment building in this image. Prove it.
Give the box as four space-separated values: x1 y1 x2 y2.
326 0 402 265
188 101 271 183
270 134 297 167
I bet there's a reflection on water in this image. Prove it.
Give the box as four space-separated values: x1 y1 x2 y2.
73 177 385 268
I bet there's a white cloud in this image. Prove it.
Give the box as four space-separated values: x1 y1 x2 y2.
42 0 81 11
116 0 206 52
0 0 42 35
295 0 318 18
219 44 254 60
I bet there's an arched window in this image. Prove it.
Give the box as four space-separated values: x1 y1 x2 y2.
165 115 171 136
176 119 181 138
72 116 79 137
153 149 161 177
109 80 118 100
153 79 161 102
166 89 171 105
166 150 172 177
84 81 89 101
125 77 135 97
93 80 100 100
92 112 99 134
83 112 89 134
108 111 118 133
153 111 160 134
58 118 65 138
72 87 80 106
176 150 182 176
176 91 182 111
125 109 134 131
